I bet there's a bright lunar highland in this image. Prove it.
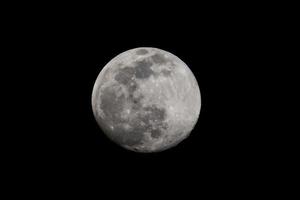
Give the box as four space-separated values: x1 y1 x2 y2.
92 47 201 152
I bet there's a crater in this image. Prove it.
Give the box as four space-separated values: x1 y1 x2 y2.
130 95 143 111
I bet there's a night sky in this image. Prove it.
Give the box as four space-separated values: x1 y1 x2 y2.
8 3 270 195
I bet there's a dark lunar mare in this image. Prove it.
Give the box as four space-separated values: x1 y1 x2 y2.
100 86 125 124
151 53 167 65
136 49 148 55
134 60 154 79
114 67 135 85
151 52 174 77
138 105 168 139
161 69 172 76
98 63 169 148
99 85 145 147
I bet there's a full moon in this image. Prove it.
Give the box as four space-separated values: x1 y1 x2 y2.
92 47 201 153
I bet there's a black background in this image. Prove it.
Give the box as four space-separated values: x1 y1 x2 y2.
6 2 277 196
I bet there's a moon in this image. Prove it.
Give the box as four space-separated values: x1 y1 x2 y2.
92 47 201 153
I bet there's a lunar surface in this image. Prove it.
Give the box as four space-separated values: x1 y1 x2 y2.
92 47 201 153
